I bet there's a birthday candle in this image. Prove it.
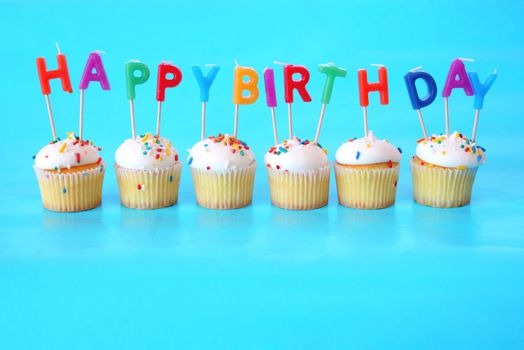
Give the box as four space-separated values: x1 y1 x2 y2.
442 59 474 136
193 65 220 141
404 68 437 140
283 64 311 139
358 65 388 136
78 51 110 140
468 69 497 141
232 64 259 138
125 60 150 138
263 68 278 145
314 63 347 143
79 51 110 90
36 43 73 140
156 63 182 137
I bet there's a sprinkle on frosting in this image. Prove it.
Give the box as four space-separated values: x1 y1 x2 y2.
188 134 255 171
415 131 486 168
115 133 179 170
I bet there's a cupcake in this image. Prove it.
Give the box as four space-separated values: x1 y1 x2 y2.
334 131 402 209
33 132 105 212
115 132 182 209
188 133 256 209
411 131 486 208
265 136 330 210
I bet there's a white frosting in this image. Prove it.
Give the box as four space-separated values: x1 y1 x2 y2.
188 134 255 171
115 133 179 170
34 132 101 170
335 131 402 165
415 131 486 168
264 136 328 172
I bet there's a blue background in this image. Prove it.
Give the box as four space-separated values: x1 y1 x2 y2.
1 0 524 348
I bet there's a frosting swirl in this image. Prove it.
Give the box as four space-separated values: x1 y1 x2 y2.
34 132 102 170
188 134 255 171
264 136 328 172
115 133 179 170
415 131 486 168
335 131 402 165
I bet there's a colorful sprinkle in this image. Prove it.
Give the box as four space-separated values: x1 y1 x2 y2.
137 184 142 190
356 151 361 160
188 156 193 165
58 142 67 153
62 188 67 194
169 175 173 182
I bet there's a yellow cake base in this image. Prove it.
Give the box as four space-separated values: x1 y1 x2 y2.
334 162 400 209
115 163 182 209
267 164 331 210
190 162 256 209
410 157 478 208
34 163 106 212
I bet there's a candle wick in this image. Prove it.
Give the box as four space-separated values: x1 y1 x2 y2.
55 42 62 55
234 59 239 67
205 63 218 67
493 68 498 74
459 57 475 62
371 63 385 67
273 61 289 66
410 65 423 72
95 50 107 55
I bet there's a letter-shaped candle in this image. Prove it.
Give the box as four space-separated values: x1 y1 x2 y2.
232 66 259 137
35 45 73 140
233 66 259 105
264 68 278 145
192 65 220 103
315 63 347 143
78 51 111 140
283 64 311 139
193 65 220 140
36 53 73 95
125 61 150 101
358 66 388 107
358 66 388 136
318 63 347 104
79 52 110 90
125 60 150 138
156 63 182 102
442 59 474 98
284 65 311 103
442 59 474 136
155 63 182 136
468 70 497 141
404 69 437 140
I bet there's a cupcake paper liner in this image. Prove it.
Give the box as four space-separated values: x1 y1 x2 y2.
115 162 182 209
190 162 256 209
334 162 400 209
34 163 106 212
267 164 331 210
410 158 478 208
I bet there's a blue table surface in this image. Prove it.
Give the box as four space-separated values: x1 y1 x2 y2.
1 0 524 349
